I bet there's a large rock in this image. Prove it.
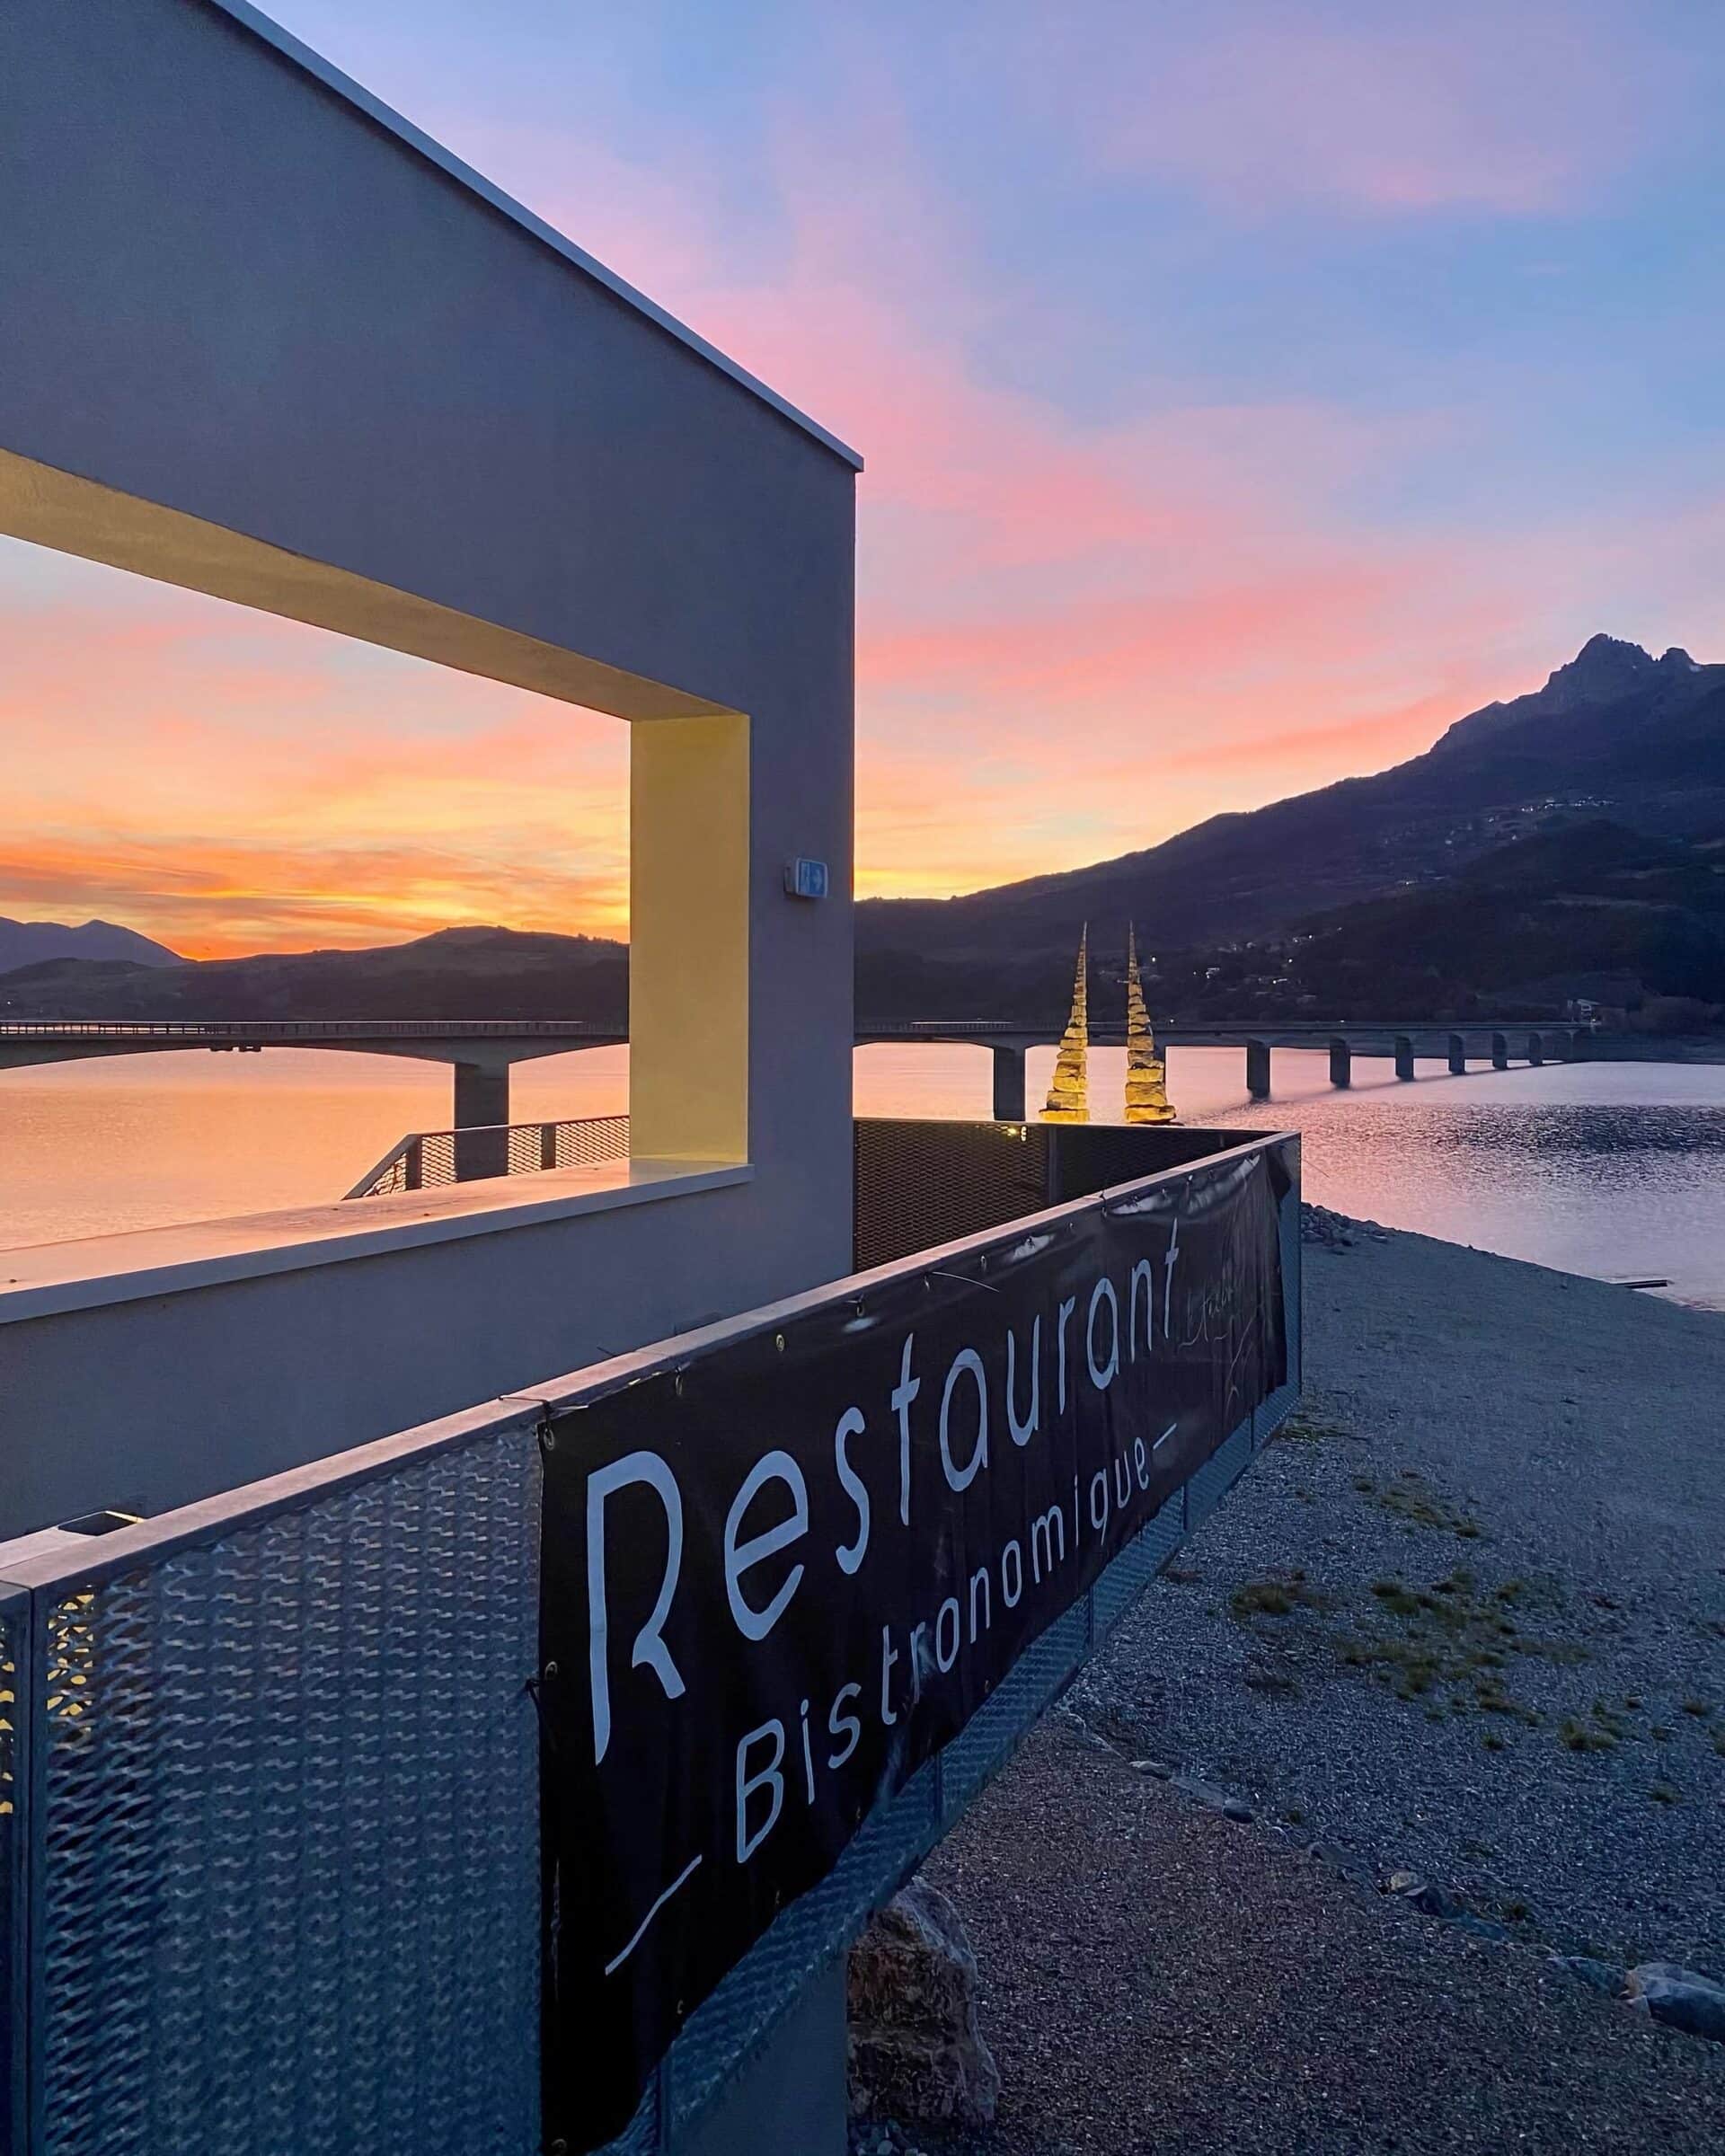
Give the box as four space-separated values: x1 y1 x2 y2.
848 1879 1001 2128
1625 1962 1725 2042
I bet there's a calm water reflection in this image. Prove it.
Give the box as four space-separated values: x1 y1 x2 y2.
4 1044 1722 1312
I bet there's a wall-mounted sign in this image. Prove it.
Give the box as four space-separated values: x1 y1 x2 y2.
538 1142 1290 2151
783 856 829 899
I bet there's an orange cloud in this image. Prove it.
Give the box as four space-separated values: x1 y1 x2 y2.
5 29 1721 955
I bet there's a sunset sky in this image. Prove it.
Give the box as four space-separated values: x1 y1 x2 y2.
8 0 1725 958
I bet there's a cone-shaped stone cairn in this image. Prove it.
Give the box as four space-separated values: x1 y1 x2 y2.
1042 925 1090 1122
1124 923 1176 1125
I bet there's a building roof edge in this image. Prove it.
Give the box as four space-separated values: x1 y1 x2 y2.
207 0 865 472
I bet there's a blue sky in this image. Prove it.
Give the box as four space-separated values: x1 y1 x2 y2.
8 0 1725 948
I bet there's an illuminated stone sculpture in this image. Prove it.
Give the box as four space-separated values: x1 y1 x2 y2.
1123 923 1176 1125
1042 925 1091 1122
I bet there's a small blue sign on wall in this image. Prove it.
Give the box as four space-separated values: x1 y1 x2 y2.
783 857 829 900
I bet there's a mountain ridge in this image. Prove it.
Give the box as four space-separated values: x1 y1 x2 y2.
0 915 181 974
854 633 1725 960
4 636 1721 1027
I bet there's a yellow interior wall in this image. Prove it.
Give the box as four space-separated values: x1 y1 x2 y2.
629 712 751 1162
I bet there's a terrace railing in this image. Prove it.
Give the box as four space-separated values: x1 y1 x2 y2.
0 1120 1300 2156
345 1113 630 1198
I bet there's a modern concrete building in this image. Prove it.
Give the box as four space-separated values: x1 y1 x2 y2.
0 18 1303 2156
0 0 860 1539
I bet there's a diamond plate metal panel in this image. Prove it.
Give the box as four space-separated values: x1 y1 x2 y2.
940 1602 1092 1819
0 1585 28 2156
1279 1176 1303 1394
1092 1493 1186 1636
31 1427 542 2156
1185 1419 1253 1528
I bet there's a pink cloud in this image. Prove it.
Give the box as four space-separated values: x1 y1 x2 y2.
6 24 1721 950
1007 4 1675 217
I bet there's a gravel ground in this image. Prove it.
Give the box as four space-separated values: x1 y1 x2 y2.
923 1715 1725 2155
1070 1215 1725 1974
865 1216 1725 2153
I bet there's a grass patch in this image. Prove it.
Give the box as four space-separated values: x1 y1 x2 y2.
1559 1715 1617 1754
1369 1471 1485 1540
1329 1567 1593 1726
1231 1568 1331 1621
1650 1783 1681 1806
1277 1411 1349 1447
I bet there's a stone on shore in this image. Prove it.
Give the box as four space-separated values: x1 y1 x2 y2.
1626 1963 1725 2042
848 1879 1001 2127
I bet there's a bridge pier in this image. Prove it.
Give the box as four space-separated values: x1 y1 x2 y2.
453 1059 510 1180
1328 1037 1351 1089
1447 1033 1467 1075
1246 1038 1271 1101
1491 1032 1509 1071
991 1043 1028 1122
1527 1032 1544 1066
1394 1033 1416 1082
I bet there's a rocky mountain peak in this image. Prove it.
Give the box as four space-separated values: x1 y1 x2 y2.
1540 633 1659 708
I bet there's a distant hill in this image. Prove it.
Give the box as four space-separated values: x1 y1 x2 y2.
856 634 1725 969
0 926 628 1024
7 636 1723 1030
1243 820 1725 1023
0 915 180 974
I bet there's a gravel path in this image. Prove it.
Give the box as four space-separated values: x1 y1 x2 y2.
924 1715 1725 2155
875 1217 1725 2152
1071 1215 1725 1975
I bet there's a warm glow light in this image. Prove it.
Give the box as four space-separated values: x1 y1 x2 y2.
6 1 1725 951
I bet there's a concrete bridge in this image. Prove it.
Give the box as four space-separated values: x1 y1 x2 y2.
0 1017 624 1130
855 1020 1595 1119
0 1015 1592 1129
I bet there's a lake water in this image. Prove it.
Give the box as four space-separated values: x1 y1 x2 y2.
4 1045 1723 1311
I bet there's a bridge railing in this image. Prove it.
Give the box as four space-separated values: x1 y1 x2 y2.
0 1017 617 1041
344 1113 630 1198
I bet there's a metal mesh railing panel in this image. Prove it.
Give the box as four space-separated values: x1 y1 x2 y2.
852 1118 1263 1275
32 1427 543 2156
939 1599 1092 1816
853 1119 1050 1272
1187 1420 1254 1528
1092 1492 1186 1636
1 1588 25 2156
347 1114 629 1199
661 1761 942 2134
1044 1124 1258 1205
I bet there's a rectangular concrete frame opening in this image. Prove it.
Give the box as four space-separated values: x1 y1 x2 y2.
0 446 751 1167
0 0 858 1537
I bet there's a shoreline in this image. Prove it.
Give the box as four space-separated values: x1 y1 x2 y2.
905 1215 1725 2152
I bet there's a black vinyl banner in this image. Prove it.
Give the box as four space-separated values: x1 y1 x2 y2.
541 1141 1290 2149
